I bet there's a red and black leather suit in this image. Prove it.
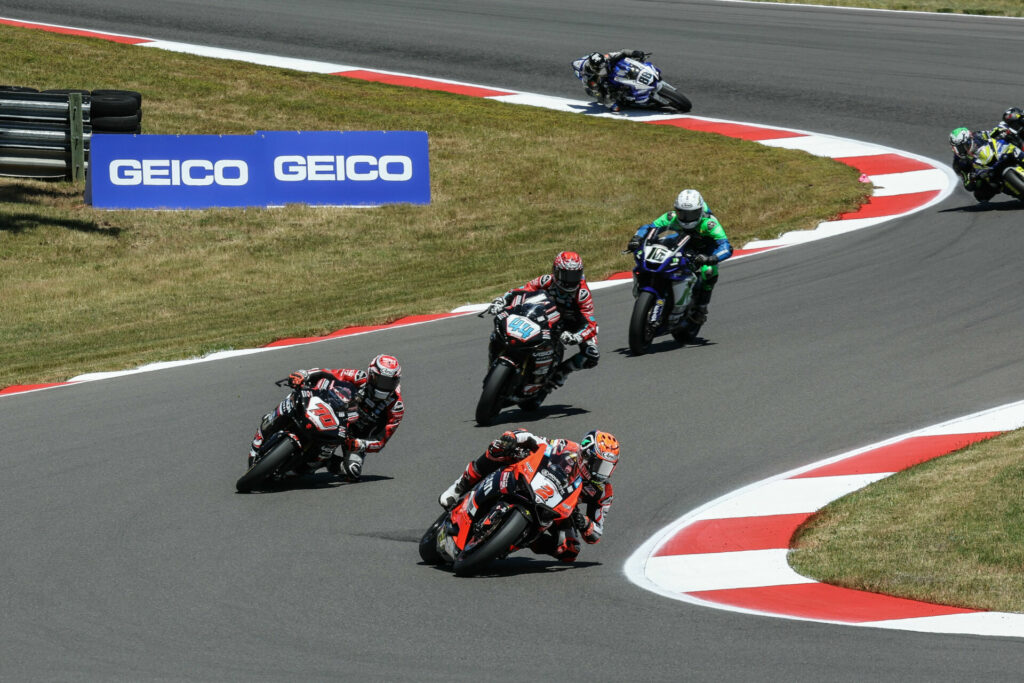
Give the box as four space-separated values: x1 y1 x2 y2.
452 429 613 562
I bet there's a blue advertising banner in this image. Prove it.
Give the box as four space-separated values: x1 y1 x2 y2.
86 131 430 209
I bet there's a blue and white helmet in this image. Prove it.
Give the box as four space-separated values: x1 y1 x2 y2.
673 189 705 230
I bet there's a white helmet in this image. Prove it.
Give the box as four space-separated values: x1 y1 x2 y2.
673 189 705 229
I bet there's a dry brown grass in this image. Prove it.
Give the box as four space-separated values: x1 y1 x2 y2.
0 25 867 387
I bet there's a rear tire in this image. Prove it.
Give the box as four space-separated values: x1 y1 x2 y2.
660 88 692 113
1004 168 1024 199
628 291 658 356
419 511 450 565
236 438 295 492
453 507 529 577
476 363 514 426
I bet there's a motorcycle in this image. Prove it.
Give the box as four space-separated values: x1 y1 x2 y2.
475 291 564 426
236 377 353 492
419 442 584 576
972 137 1024 200
626 231 700 355
572 53 692 113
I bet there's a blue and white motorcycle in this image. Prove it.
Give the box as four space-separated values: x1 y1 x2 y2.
572 53 692 113
626 231 700 355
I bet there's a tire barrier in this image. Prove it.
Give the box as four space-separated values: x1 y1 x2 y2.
0 88 141 179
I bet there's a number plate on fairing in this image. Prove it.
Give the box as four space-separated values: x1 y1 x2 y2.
505 314 541 341
643 245 672 264
305 397 339 431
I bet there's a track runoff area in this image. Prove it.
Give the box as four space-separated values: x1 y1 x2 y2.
7 14 1021 639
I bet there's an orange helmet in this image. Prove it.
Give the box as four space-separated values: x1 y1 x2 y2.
580 430 619 483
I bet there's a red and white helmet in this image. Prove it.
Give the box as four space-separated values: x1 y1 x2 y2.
552 251 584 295
367 354 401 399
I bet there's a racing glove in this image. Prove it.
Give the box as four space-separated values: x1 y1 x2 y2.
560 331 583 346
691 253 719 268
288 369 310 387
626 235 642 253
488 296 506 314
494 429 538 453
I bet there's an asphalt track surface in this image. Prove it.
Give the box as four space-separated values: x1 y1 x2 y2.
3 1 1024 680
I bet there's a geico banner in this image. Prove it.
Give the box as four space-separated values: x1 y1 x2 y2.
85 131 430 209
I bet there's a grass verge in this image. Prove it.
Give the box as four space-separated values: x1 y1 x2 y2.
745 0 1024 17
790 430 1024 612
0 25 867 388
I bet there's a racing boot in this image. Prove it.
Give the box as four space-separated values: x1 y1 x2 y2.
688 285 713 327
439 475 470 508
342 451 364 482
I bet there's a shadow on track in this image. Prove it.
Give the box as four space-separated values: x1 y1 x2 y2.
234 472 392 493
419 556 601 576
612 338 715 358
938 199 1024 213
477 403 589 428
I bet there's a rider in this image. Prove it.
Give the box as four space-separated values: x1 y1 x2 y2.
437 428 619 562
248 354 404 481
950 127 999 202
628 189 732 329
488 251 599 390
576 49 649 111
991 107 1024 147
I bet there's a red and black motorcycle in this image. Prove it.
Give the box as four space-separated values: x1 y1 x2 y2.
236 377 353 492
419 442 584 576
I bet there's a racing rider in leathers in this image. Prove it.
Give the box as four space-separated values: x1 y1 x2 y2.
950 127 1000 202
248 354 404 481
575 49 649 112
990 107 1024 147
438 428 619 562
488 251 598 391
628 189 733 329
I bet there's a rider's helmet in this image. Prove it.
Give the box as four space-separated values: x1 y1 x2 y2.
673 189 705 230
582 52 605 77
950 127 977 158
552 251 584 298
1003 107 1024 134
580 430 620 483
366 354 401 400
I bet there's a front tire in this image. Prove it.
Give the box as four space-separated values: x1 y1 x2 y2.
236 438 295 492
628 291 658 355
419 511 450 565
476 363 514 426
1003 167 1024 199
660 88 692 113
453 507 530 577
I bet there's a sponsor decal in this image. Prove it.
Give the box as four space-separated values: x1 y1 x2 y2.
87 131 430 209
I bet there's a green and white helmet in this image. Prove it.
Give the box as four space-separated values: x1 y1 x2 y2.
950 127 976 158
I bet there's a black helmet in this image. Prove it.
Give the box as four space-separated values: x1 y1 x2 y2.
1003 107 1024 133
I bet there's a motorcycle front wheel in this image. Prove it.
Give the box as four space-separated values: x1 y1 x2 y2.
236 438 296 492
453 507 530 577
419 510 450 565
628 290 659 355
475 363 514 426
659 88 692 113
1003 167 1024 199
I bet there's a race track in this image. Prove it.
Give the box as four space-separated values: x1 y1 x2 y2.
3 1 1024 680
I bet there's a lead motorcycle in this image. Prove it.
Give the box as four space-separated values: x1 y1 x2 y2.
972 136 1024 201
571 53 692 113
627 230 701 355
419 443 584 576
236 377 353 492
475 291 564 426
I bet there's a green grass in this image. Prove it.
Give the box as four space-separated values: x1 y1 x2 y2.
0 25 867 388
790 431 1024 612
746 0 1024 17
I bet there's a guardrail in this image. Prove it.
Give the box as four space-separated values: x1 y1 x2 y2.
0 87 142 180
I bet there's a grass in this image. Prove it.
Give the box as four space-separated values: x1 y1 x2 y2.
790 430 1024 612
0 25 867 388
746 0 1024 17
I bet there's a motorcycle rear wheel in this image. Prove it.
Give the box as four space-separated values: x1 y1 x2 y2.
453 507 530 577
419 510 450 565
235 438 295 492
628 291 658 355
476 363 514 426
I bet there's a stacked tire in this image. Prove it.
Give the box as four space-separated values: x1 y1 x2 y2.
88 89 142 134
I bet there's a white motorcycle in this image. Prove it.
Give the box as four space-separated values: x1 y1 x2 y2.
572 53 692 112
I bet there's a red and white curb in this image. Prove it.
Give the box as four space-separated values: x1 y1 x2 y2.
0 16 954 395
625 400 1024 637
